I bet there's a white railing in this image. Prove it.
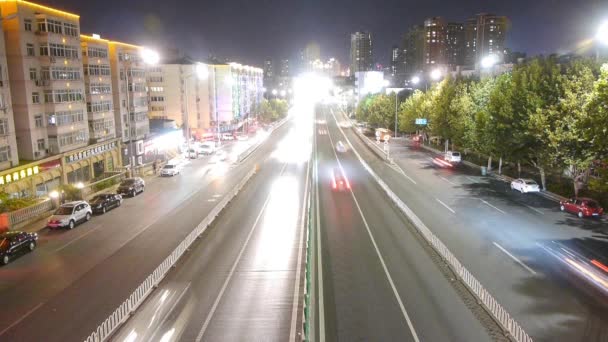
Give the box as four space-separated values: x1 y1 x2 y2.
9 199 55 226
336 113 533 342
83 167 257 342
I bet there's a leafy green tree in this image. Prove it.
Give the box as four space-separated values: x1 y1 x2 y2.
429 76 459 150
367 94 395 129
355 94 374 123
585 63 608 157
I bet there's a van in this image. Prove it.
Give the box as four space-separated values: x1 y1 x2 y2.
198 142 216 155
444 151 462 163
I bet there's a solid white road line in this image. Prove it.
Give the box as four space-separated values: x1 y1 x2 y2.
523 204 544 215
481 199 506 214
390 162 417 185
493 242 537 275
54 224 101 253
314 121 326 342
289 158 311 342
435 198 456 214
439 176 457 186
326 113 421 342
195 162 289 342
0 302 43 338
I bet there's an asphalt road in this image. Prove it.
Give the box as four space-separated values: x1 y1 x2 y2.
313 105 493 341
0 121 292 341
111 113 311 342
334 109 608 341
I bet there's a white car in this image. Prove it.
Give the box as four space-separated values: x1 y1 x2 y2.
198 142 216 155
336 141 348 153
222 133 234 141
160 163 180 176
186 148 199 159
236 134 249 141
510 178 540 193
47 201 92 229
444 151 461 163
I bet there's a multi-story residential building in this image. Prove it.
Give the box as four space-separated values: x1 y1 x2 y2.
263 58 273 79
300 42 321 73
350 31 373 73
1 0 87 161
279 58 289 77
390 46 400 77
423 17 447 70
446 22 465 69
80 34 115 144
465 13 509 68
108 40 149 166
0 7 18 171
402 25 425 77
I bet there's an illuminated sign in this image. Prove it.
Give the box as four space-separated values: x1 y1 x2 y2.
65 141 116 164
0 166 39 185
415 118 427 125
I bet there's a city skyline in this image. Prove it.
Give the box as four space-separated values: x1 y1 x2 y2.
41 0 608 67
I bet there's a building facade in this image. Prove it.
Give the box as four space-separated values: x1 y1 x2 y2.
402 25 425 77
446 22 465 70
465 13 509 68
423 17 447 70
80 34 115 144
0 6 18 171
350 32 373 73
279 58 289 77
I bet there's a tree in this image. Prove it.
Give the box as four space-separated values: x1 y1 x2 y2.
367 94 394 129
355 94 374 123
429 76 459 151
585 63 608 158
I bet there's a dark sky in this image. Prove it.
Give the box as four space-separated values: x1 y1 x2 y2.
45 0 606 68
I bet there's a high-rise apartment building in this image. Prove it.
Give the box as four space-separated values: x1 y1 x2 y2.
465 13 509 68
423 17 447 69
263 58 273 79
279 59 289 77
390 46 400 76
446 22 465 69
402 25 425 76
350 32 373 73
301 42 321 72
108 41 149 166
1 0 87 161
0 7 18 170
80 34 115 144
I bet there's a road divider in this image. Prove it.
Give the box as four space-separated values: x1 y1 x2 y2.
83 166 258 342
237 116 290 163
330 110 533 342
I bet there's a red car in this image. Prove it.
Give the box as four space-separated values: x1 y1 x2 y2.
331 168 351 192
560 197 604 218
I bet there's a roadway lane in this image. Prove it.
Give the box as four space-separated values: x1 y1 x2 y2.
332 109 608 341
113 110 311 342
0 120 294 341
314 106 493 341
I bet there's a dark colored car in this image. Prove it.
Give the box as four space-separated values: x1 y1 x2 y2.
1 231 38 265
117 177 145 197
90 193 122 214
560 197 604 218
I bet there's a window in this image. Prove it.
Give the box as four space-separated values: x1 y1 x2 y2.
43 89 83 103
29 68 37 80
56 129 87 147
84 64 111 76
129 111 148 122
87 101 113 113
0 146 10 163
0 119 8 135
88 83 112 94
87 47 108 58
47 19 62 34
24 19 32 31
40 43 79 59
37 139 45 151
150 86 164 92
63 23 78 37
42 66 81 80
128 82 146 92
36 18 46 32
46 110 85 126
34 114 43 128
150 96 165 102
148 76 163 83
32 92 40 104
122 99 126 108
26 43 35 57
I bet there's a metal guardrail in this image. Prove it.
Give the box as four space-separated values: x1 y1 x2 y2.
83 167 257 342
301 162 313 341
8 198 55 226
336 117 533 342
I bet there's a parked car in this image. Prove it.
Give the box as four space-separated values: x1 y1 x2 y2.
89 193 122 214
117 177 145 197
510 178 540 193
160 163 180 177
444 151 462 163
47 201 92 229
560 198 604 218
222 133 234 141
0 231 38 265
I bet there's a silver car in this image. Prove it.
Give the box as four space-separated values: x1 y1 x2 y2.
47 201 93 229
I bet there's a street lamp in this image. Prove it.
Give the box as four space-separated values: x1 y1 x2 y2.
597 20 608 46
411 76 420 85
183 63 209 155
481 54 498 69
126 48 159 175
430 69 442 81
280 89 286 97
272 89 278 96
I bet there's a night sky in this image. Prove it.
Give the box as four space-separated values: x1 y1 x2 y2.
44 0 607 68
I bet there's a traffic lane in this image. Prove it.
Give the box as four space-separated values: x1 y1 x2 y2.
315 118 417 341
330 114 608 340
320 110 492 342
112 155 307 342
0 118 295 341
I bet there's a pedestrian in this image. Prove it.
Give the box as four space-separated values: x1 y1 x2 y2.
152 160 157 175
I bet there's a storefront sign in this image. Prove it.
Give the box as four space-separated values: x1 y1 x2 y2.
0 166 39 185
65 141 116 164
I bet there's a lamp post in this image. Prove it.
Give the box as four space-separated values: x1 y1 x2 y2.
125 48 158 176
183 63 209 155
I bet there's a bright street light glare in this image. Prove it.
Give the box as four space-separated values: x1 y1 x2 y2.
598 21 608 45
195 63 209 80
272 89 278 95
383 79 390 87
411 76 420 85
430 69 442 81
481 54 498 69
140 48 160 65
280 90 287 97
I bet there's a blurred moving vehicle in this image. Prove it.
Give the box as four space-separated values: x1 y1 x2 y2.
412 135 422 142
186 148 199 159
118 177 145 197
336 141 348 153
0 231 38 265
198 142 216 155
160 163 180 177
222 133 234 141
90 193 122 214
560 198 604 218
236 133 249 141
211 150 228 163
444 151 461 163
47 201 92 229
510 178 540 193
331 167 351 192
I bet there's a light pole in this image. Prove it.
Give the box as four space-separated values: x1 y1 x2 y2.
126 48 158 176
183 63 209 155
